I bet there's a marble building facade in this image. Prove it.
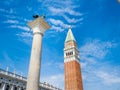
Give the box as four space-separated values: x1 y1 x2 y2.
0 68 61 90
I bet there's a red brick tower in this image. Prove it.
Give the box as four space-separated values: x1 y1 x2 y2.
64 27 83 90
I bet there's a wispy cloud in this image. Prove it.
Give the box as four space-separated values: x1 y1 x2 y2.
0 8 15 14
2 13 31 45
51 26 64 32
49 7 82 16
48 18 70 32
80 39 119 85
4 19 19 24
80 39 116 63
49 18 69 28
16 32 32 45
63 15 84 23
39 0 83 32
48 18 77 32
9 25 30 31
4 15 17 19
40 0 81 16
16 32 32 37
64 8 82 16
40 0 79 10
96 71 120 84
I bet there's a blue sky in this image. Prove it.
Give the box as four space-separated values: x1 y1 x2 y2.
0 0 120 90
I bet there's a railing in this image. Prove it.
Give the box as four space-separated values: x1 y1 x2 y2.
0 68 61 90
0 68 27 81
40 82 62 90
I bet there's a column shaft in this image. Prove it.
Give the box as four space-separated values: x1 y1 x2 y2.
2 83 6 90
18 87 21 90
26 34 42 90
10 85 14 90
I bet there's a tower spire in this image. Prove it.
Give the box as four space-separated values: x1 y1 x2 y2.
65 27 76 42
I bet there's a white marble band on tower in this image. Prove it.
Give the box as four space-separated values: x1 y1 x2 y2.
26 16 50 90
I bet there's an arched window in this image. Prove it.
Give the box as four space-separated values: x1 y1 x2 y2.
70 52 73 55
66 52 73 56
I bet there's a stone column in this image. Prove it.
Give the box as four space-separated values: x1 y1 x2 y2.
10 85 14 90
18 87 21 90
2 83 6 90
26 16 50 90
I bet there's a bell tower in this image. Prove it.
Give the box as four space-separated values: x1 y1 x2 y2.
64 27 83 90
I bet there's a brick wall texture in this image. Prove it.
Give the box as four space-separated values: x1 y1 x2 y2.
64 61 83 90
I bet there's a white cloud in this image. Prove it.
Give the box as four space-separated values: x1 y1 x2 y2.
96 71 120 84
16 32 32 45
16 32 32 37
63 15 84 23
40 0 79 10
49 7 82 16
39 0 83 32
50 25 64 32
65 8 82 16
41 74 64 89
2 12 30 24
48 18 71 32
9 25 30 31
80 39 116 63
4 20 19 24
4 15 17 19
40 0 83 27
79 39 120 88
48 18 76 32
49 18 69 28
0 8 15 14
41 0 81 16
48 7 63 15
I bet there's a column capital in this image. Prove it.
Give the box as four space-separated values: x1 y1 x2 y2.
28 17 51 35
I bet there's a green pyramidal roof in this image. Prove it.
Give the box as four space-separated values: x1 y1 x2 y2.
65 28 76 42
